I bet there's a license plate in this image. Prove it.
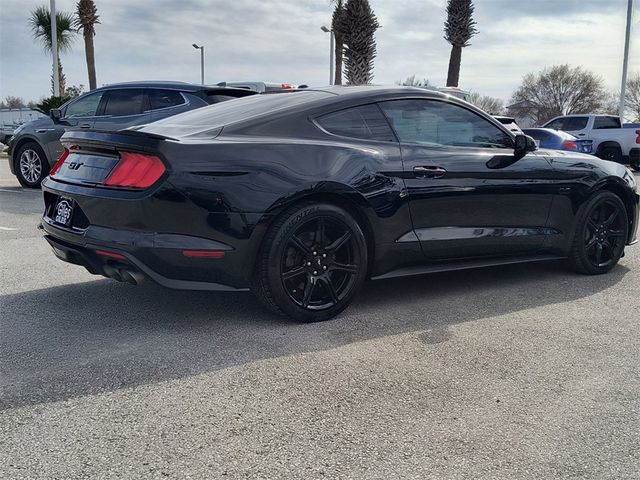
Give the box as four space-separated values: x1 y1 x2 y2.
54 197 74 227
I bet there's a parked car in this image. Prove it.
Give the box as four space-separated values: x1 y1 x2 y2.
522 128 593 154
41 86 638 322
217 81 298 93
494 116 523 134
6 81 256 187
542 114 640 166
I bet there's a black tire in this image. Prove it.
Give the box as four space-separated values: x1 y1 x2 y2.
598 146 623 164
568 191 628 275
15 142 49 188
254 202 368 322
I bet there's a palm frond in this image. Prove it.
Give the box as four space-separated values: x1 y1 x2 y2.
29 5 77 54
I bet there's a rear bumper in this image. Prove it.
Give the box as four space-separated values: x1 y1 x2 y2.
41 219 249 292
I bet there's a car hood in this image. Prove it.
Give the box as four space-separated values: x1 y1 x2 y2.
20 116 56 131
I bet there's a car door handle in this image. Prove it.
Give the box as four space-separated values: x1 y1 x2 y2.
578 133 585 137
36 128 55 133
80 124 92 129
413 166 447 178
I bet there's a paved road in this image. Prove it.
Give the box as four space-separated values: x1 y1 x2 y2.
1 154 640 479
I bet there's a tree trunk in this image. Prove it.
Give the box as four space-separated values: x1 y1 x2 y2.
52 58 67 96
83 30 97 90
446 45 462 87
334 32 343 85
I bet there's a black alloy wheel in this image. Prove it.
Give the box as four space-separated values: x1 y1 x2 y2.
598 146 623 164
569 191 628 274
255 202 368 322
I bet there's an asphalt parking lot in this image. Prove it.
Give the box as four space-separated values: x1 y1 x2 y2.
1 152 639 479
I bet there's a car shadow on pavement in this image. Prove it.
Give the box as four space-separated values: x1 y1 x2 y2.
0 260 629 409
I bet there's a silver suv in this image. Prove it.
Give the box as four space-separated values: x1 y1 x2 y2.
7 81 255 187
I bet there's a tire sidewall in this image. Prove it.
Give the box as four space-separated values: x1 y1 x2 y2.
573 191 628 274
15 142 49 188
265 203 368 322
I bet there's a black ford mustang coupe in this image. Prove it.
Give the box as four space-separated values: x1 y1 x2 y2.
41 86 639 322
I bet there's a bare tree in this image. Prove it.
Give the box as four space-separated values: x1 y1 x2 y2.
331 0 346 85
342 0 379 85
624 72 640 122
509 65 606 125
396 75 432 87
444 0 477 87
468 92 504 114
0 96 27 109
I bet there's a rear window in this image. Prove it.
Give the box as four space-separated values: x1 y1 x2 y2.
140 91 333 137
523 129 549 142
317 105 395 142
593 116 621 129
147 89 185 110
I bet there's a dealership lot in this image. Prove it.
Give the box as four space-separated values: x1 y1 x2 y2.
1 154 639 479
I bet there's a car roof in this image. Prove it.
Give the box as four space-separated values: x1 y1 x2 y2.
308 85 450 100
93 81 221 92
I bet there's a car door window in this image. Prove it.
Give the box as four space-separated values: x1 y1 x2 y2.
545 118 564 130
317 104 396 142
147 89 185 111
64 91 104 118
563 117 588 131
379 99 513 148
102 89 145 116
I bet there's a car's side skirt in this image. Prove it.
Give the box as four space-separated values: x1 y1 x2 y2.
371 253 566 281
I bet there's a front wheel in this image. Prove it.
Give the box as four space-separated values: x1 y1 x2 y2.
15 142 49 188
568 191 628 275
254 202 368 322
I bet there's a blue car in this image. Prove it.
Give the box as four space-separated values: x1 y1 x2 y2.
522 128 593 154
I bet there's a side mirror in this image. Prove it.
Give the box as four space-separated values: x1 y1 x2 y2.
514 134 537 158
50 108 62 124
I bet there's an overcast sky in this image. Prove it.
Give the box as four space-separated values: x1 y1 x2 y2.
0 0 638 103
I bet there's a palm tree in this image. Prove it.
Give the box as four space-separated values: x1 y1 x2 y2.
342 0 379 85
444 0 478 87
75 0 100 90
29 5 77 95
331 0 346 85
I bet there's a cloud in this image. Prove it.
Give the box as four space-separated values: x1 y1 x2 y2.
0 0 638 103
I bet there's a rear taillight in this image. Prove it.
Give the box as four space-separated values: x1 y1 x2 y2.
635 129 639 144
104 152 166 189
562 141 578 151
281 83 294 90
49 148 70 177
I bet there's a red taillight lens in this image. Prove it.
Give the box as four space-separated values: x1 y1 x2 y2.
49 148 70 177
635 129 640 144
281 83 294 90
104 152 166 189
182 250 226 259
562 141 578 151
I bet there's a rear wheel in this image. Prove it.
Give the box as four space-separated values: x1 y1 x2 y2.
568 191 628 275
598 146 623 164
254 202 368 322
15 142 49 188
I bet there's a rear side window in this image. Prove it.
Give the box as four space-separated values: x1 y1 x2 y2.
147 90 185 110
593 116 621 129
317 104 395 142
524 130 549 142
103 89 145 116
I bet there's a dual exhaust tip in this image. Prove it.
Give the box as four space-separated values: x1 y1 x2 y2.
103 265 144 285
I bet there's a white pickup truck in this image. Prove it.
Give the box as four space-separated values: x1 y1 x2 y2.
542 114 640 170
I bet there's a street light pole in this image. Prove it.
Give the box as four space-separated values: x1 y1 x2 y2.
321 26 334 85
619 0 634 120
50 0 60 96
192 43 204 85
